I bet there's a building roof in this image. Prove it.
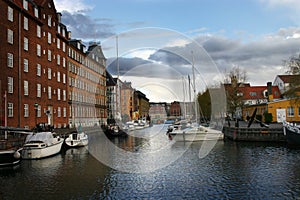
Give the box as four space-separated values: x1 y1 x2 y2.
240 86 281 100
277 75 300 83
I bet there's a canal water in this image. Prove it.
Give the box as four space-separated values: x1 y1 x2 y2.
1 124 300 199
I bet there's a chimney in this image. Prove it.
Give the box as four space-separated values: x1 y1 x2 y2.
267 82 273 101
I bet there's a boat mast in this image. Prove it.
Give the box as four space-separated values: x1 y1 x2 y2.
192 51 198 124
182 76 186 119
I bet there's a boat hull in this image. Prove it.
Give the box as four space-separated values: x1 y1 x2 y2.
21 140 63 159
285 126 300 145
0 149 21 166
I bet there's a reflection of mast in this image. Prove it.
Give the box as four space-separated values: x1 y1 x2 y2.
192 51 197 124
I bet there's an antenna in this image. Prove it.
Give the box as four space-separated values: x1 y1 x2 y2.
116 35 119 78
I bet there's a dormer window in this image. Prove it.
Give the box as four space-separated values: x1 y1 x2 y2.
34 7 39 18
23 0 28 10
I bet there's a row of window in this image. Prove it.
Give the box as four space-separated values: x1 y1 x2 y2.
68 61 103 84
7 76 66 100
287 107 300 117
8 4 67 38
8 103 67 118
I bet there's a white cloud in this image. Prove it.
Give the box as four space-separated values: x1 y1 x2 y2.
53 0 93 14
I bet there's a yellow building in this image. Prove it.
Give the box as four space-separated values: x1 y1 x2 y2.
268 99 300 122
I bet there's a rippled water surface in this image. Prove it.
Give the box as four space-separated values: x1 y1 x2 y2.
1 124 300 199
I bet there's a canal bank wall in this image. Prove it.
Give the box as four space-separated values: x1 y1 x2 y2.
222 122 286 142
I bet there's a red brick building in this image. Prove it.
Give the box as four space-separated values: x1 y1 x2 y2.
0 0 69 128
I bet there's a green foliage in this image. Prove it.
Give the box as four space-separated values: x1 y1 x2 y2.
197 88 211 121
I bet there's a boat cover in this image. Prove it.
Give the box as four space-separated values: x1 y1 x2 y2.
25 132 54 146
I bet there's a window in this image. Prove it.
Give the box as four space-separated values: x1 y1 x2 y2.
57 26 61 34
57 72 61 82
7 29 13 44
48 32 51 44
63 74 66 84
62 42 66 52
37 25 41 38
8 6 13 22
24 17 28 30
63 57 66 68
8 77 13 93
298 107 300 116
24 37 28 51
34 7 39 18
24 80 28 96
24 104 29 117
37 84 41 97
57 38 60 49
250 92 257 97
48 15 52 27
48 50 52 61
57 107 61 117
24 59 28 72
37 64 41 76
63 90 66 101
48 86 52 99
57 88 61 100
23 0 28 10
63 107 66 117
7 53 13 68
37 44 41 56
37 105 41 117
288 107 294 117
57 55 60 65
48 68 51 79
8 103 13 117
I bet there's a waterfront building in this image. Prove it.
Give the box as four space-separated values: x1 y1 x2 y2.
273 75 300 95
149 102 168 124
106 71 117 124
68 40 107 127
121 81 134 122
267 98 300 123
0 0 70 128
169 101 181 118
134 90 149 120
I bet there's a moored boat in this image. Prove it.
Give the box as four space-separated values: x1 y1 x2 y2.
64 131 88 148
22 131 63 159
0 127 30 166
283 121 300 145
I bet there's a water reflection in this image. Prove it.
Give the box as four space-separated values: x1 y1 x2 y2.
0 129 300 199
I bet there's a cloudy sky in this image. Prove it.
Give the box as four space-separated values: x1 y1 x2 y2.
54 0 300 102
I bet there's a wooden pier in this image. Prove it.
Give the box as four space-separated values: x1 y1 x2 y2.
222 122 286 142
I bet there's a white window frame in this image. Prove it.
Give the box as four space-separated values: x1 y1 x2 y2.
34 7 39 18
48 86 52 99
37 105 41 117
48 50 52 61
8 103 13 117
57 38 60 49
24 37 28 51
57 107 61 117
57 72 61 82
8 77 13 93
7 29 13 44
63 107 66 117
24 59 28 72
48 15 52 27
63 74 66 84
37 83 41 98
37 64 41 76
48 68 52 80
37 44 41 56
63 90 66 101
24 104 29 117
57 88 61 100
23 0 28 10
7 53 13 68
37 25 41 38
48 32 51 44
24 80 29 96
8 6 13 22
24 17 28 30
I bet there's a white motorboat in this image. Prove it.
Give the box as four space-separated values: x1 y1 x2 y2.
168 125 223 142
64 132 88 148
21 132 63 159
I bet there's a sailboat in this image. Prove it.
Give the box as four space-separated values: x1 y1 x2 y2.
167 52 223 142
